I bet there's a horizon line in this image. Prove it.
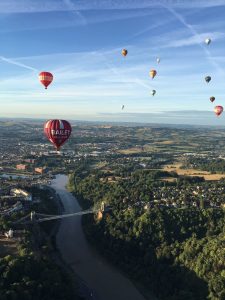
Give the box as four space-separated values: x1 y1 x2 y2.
0 116 224 128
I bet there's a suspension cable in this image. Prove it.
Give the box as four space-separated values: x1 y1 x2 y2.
16 209 98 225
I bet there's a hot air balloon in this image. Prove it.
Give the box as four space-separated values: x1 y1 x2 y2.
122 105 125 110
39 71 53 89
214 106 223 116
156 57 160 64
122 49 128 57
151 90 156 96
150 70 157 79
205 38 211 45
205 76 211 83
210 96 215 103
44 119 72 151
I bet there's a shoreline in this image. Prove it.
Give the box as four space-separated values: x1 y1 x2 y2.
68 185 156 300
48 181 96 300
51 174 147 300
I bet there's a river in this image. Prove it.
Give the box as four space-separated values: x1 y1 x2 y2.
51 174 147 300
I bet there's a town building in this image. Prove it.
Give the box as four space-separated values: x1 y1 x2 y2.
24 159 36 164
35 167 46 174
16 164 27 170
10 188 32 201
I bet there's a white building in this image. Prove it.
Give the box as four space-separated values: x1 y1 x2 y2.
11 188 32 201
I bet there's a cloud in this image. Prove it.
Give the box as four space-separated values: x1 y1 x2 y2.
129 16 175 41
162 32 225 48
1 109 223 127
0 0 66 13
63 0 87 25
1 0 225 14
0 46 222 100
161 5 225 75
94 110 225 126
0 3 158 32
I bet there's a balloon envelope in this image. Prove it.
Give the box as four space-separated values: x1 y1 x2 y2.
205 76 211 83
39 72 53 89
156 57 160 64
214 106 223 116
210 96 215 103
151 90 156 96
150 70 157 79
205 38 211 45
44 119 72 151
122 49 128 57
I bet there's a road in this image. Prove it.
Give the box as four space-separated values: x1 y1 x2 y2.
52 174 147 300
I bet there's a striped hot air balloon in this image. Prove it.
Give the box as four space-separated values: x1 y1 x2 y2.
149 69 157 79
39 71 53 89
44 119 72 151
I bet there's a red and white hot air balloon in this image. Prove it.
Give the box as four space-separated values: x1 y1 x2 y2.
39 71 53 89
44 119 72 151
214 106 223 117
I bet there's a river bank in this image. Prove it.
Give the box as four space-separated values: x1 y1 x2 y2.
51 174 147 300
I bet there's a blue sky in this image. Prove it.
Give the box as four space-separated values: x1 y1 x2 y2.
1 0 225 125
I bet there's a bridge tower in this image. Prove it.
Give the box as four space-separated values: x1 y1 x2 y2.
100 201 105 212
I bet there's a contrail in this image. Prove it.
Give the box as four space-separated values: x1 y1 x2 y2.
63 0 87 25
0 56 37 71
163 5 224 75
102 55 153 91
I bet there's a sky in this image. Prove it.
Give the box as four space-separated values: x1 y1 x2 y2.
1 0 225 125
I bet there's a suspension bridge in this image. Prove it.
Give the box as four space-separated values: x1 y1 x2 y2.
13 202 110 225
